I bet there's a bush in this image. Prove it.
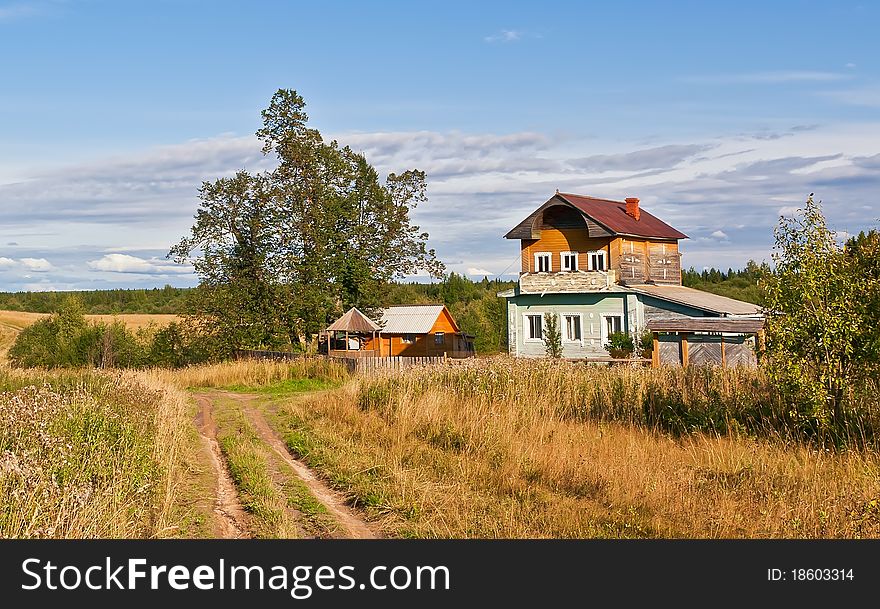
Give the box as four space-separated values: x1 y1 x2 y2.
638 329 654 359
9 297 221 369
604 331 634 358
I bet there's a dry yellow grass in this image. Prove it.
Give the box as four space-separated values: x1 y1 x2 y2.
155 358 347 390
268 359 880 538
0 369 190 538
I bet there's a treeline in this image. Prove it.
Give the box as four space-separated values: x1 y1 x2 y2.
0 285 189 314
681 260 768 304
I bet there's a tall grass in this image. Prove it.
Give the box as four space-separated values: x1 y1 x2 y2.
356 359 880 446
270 358 880 538
0 370 188 538
155 358 348 390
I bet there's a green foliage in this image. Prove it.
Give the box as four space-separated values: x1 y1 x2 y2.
9 296 147 368
604 331 634 357
543 312 563 358
760 195 880 437
171 89 444 352
9 297 215 369
681 260 769 304
638 329 654 354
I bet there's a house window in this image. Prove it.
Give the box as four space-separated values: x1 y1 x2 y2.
434 332 445 345
561 251 578 271
601 314 623 344
588 250 606 271
525 314 543 341
534 252 551 273
562 314 582 342
401 333 415 344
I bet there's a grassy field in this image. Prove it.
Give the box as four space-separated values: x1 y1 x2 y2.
0 368 190 538
264 358 880 538
3 355 879 539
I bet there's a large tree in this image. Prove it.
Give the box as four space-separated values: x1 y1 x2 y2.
760 195 880 431
171 89 443 351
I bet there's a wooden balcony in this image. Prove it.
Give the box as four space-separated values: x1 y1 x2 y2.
518 269 617 294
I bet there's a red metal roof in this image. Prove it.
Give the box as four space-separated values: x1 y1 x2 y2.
557 193 688 240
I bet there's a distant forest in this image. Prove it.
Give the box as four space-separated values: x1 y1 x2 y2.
0 265 763 353
680 260 766 305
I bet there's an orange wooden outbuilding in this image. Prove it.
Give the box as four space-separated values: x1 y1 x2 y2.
325 305 475 358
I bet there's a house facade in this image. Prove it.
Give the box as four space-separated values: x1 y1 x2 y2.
499 192 762 363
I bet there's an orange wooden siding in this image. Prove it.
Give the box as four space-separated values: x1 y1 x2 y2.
360 307 468 357
520 229 612 273
519 231 681 284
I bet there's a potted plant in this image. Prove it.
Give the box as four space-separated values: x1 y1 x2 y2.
604 331 634 359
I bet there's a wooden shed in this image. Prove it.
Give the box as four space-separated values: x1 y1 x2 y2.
646 318 764 368
363 305 475 358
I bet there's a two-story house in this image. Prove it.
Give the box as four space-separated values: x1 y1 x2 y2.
499 192 763 361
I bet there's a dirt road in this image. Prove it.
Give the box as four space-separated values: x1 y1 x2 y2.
194 391 377 539
194 394 250 539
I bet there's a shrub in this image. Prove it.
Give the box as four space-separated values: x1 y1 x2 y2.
604 332 634 358
543 313 563 358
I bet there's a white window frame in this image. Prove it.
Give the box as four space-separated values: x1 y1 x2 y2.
561 312 583 344
434 332 445 345
533 251 552 273
588 250 607 271
523 313 544 342
600 313 624 346
560 251 579 272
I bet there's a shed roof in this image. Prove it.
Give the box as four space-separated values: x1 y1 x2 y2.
326 307 381 333
628 284 762 316
505 193 688 241
646 318 764 333
378 305 456 334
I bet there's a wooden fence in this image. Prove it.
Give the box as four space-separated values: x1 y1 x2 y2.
233 349 446 374
330 355 446 374
233 349 311 361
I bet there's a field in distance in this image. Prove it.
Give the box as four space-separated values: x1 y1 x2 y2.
0 310 179 359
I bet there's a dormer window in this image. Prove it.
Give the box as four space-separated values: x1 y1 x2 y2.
588 250 606 271
534 252 551 273
561 251 578 271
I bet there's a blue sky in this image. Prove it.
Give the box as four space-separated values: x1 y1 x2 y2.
1 0 879 290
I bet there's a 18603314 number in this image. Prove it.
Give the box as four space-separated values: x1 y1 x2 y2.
790 568 853 581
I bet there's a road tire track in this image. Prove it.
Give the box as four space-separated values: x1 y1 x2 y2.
193 394 250 539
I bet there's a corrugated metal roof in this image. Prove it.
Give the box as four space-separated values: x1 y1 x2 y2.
646 318 764 333
628 285 762 316
326 307 381 332
378 305 446 334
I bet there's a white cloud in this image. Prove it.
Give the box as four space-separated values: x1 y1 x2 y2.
19 257 52 271
710 230 728 240
87 254 192 275
484 30 523 43
466 267 493 276
0 3 42 22
817 87 880 108
683 71 851 84
4 120 880 288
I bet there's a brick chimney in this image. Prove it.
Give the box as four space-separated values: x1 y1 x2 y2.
625 197 640 221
